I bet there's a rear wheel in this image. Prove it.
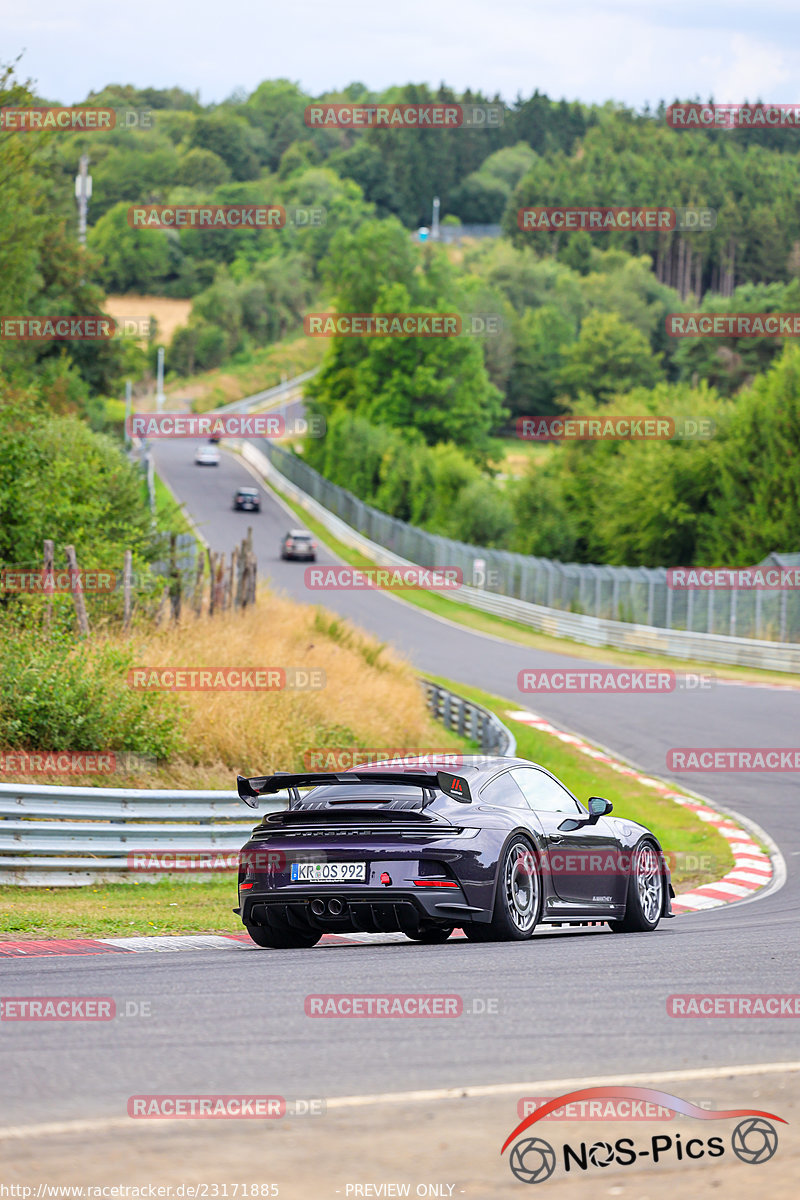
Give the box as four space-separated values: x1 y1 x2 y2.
483 837 541 941
610 840 664 933
405 924 454 944
463 924 491 942
244 920 321 949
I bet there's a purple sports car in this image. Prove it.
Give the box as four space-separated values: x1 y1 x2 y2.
234 757 674 949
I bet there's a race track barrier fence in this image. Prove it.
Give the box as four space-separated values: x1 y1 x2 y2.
244 440 800 673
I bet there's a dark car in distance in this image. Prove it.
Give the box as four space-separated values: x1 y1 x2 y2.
233 757 675 948
280 530 316 561
233 487 261 512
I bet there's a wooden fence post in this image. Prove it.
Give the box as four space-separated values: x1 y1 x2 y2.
227 548 237 610
168 533 181 622
123 549 132 631
207 550 217 616
43 540 54 631
64 545 90 636
192 551 205 618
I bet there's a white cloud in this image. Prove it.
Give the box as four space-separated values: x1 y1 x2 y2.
2 0 799 108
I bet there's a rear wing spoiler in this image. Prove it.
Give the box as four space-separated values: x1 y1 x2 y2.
236 769 472 809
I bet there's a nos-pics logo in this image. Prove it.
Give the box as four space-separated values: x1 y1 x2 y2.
501 1087 784 1184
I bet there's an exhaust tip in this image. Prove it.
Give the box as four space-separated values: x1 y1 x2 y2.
310 898 326 917
327 897 344 916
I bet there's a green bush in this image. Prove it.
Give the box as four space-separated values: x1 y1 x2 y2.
0 625 184 758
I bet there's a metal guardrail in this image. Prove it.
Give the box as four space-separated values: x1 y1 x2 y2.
0 784 287 887
244 440 800 673
212 368 319 415
1 680 511 885
421 681 515 757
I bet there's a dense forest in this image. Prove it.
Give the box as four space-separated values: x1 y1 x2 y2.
2 62 800 569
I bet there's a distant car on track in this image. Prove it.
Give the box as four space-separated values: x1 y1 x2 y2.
194 444 220 466
280 530 316 561
233 486 261 512
234 757 675 949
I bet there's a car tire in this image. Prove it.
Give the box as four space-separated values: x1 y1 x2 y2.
483 837 541 941
610 840 664 933
405 924 454 944
463 924 492 942
244 920 322 949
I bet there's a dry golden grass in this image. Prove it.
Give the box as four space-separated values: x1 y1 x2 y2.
102 295 192 344
124 591 463 786
173 335 326 410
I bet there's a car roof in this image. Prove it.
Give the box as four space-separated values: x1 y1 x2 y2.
236 486 259 494
287 529 312 537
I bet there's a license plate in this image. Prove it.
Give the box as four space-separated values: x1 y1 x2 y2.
291 862 366 883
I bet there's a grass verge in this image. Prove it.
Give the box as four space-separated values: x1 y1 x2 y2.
166 335 325 413
0 671 736 939
426 672 735 893
0 877 240 940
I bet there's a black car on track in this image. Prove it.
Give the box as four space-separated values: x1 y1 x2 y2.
233 487 261 512
233 757 675 949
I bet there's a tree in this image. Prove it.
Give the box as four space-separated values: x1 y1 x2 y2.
557 311 663 403
87 201 174 292
507 306 576 417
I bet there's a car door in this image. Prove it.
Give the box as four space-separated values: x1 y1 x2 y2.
509 768 625 909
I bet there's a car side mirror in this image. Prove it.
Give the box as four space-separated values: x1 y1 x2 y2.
557 797 613 833
588 797 613 820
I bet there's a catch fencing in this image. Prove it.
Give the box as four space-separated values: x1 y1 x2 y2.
255 440 800 650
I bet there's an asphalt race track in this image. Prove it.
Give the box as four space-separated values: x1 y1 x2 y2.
3 436 798 1159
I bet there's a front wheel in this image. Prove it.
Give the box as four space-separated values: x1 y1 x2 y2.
484 837 541 941
244 920 321 949
610 841 664 933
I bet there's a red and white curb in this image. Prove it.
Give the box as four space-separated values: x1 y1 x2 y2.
506 708 773 914
0 931 469 959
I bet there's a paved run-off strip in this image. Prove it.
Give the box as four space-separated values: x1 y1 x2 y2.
506 707 774 914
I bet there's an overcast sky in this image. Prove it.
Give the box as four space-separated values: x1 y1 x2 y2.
3 0 799 109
